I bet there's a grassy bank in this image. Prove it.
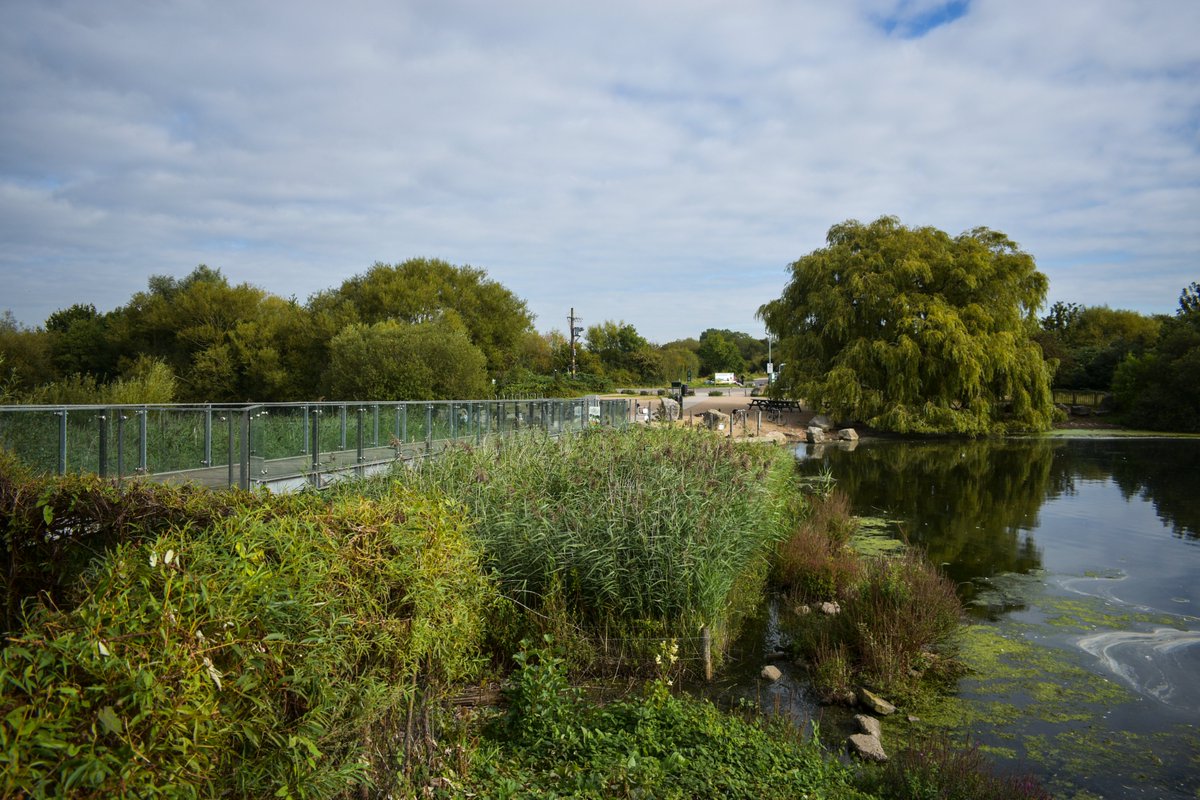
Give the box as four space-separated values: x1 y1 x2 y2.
1 430 1047 797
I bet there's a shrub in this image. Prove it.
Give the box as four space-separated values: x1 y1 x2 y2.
773 490 861 601
858 731 1052 800
795 553 962 700
0 482 495 798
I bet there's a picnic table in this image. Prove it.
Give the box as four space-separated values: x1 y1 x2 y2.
748 398 802 412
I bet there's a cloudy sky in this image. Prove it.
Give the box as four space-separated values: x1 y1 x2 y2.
2 0 1197 343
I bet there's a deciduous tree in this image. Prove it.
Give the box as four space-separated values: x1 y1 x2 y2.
758 217 1054 434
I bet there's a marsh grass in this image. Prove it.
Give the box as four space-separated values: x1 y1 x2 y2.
774 490 963 701
369 427 803 674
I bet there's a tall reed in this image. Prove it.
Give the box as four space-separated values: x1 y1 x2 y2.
369 427 803 667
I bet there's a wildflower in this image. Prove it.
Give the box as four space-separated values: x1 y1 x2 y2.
149 551 158 568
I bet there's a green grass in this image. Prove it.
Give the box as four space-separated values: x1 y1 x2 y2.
364 427 803 673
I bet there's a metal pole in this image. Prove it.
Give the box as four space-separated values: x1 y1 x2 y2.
117 413 125 482
356 407 364 465
97 413 108 478
301 405 309 455
339 405 347 450
425 404 433 454
138 409 148 474
57 409 66 475
240 408 251 490
204 406 213 466
227 414 235 488
372 404 379 447
310 407 321 487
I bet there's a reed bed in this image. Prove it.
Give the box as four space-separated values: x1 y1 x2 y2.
362 427 803 667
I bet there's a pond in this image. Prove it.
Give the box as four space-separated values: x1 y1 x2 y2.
720 437 1200 799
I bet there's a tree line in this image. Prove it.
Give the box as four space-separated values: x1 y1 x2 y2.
0 259 765 405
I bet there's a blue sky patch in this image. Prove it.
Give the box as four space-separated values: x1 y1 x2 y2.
875 0 971 38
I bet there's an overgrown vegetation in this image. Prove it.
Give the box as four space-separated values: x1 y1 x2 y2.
856 732 1053 800
773 489 964 702
1 469 494 798
1 427 1049 798
366 426 803 674
459 637 867 800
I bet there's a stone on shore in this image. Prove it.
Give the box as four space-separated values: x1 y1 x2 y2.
858 687 896 715
838 428 859 441
848 733 888 762
854 714 882 738
761 665 783 682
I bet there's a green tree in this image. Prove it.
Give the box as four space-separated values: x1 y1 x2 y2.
699 329 768 372
758 216 1054 434
317 258 533 377
324 318 489 401
696 331 746 377
0 312 52 398
659 345 700 384
1037 303 1161 390
585 321 662 385
1112 282 1200 432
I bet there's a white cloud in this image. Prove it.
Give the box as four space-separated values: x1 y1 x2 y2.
0 0 1197 341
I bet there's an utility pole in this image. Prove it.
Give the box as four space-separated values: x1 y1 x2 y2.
568 308 583 377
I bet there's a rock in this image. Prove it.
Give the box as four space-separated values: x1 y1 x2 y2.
761 665 783 682
794 604 811 615
854 714 882 738
760 430 788 444
807 426 825 443
658 397 680 421
702 410 730 431
811 414 834 429
847 733 888 762
765 650 788 661
907 715 921 723
819 601 841 615
858 687 896 716
837 428 858 441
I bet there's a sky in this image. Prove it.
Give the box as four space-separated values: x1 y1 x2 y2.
1 0 1197 344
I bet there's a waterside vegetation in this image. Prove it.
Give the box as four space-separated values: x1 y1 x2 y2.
1 429 1045 797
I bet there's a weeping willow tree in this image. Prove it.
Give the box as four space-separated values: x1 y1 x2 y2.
758 217 1054 435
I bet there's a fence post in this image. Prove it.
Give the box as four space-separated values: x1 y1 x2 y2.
204 405 213 466
116 413 125 483
138 409 148 474
97 412 108 478
425 404 433 455
239 407 251 490
310 406 321 487
57 409 67 475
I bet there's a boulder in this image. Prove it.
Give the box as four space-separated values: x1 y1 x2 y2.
806 426 825 443
794 604 812 615
819 601 841 615
858 687 896 716
854 714 882 738
702 410 729 431
658 397 680 421
761 665 783 682
837 428 858 441
847 733 888 762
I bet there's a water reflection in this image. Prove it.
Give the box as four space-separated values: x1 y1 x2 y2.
797 439 1061 600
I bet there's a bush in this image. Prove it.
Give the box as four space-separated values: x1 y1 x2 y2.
773 490 861 601
858 731 1052 800
0 480 495 798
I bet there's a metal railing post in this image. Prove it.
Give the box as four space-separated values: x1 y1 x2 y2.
301 405 310 455
356 407 365 466
339 405 347 450
203 406 213 466
240 407 251 490
116 413 125 482
97 412 108 478
57 409 66 475
425 404 433 454
310 407 321 487
138 408 148 474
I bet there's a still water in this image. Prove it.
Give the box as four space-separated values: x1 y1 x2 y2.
744 437 1199 799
